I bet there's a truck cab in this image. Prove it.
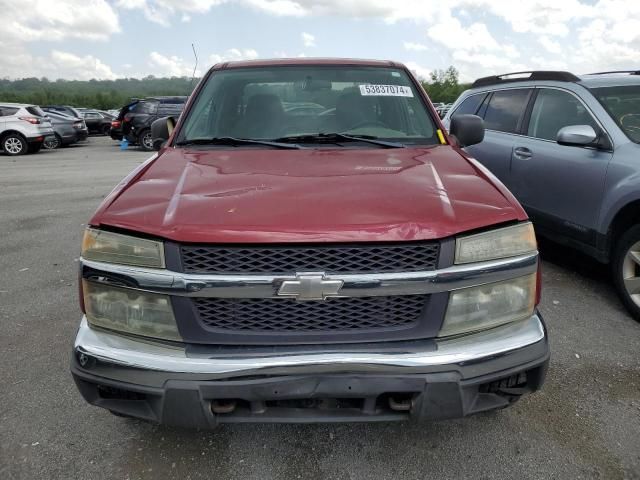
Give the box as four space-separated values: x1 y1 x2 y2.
71 59 548 427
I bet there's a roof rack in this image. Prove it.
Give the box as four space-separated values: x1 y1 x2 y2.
471 71 580 88
584 70 640 76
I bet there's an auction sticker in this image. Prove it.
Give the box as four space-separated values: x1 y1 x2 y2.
359 84 413 97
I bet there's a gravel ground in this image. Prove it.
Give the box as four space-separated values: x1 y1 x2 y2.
1 137 639 480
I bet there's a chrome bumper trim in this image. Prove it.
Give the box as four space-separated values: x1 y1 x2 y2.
74 314 545 376
81 253 538 299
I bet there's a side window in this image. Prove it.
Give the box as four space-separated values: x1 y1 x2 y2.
527 88 599 141
483 89 531 133
135 102 158 114
452 93 487 116
1 107 19 117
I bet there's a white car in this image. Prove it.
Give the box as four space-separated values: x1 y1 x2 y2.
1 103 55 156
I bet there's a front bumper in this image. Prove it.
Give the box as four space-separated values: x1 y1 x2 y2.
71 313 549 426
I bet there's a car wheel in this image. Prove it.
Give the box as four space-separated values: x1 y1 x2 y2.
43 134 61 150
613 224 640 322
102 125 111 136
138 130 154 151
2 133 28 156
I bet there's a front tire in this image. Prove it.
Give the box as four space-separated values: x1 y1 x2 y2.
2 133 28 156
138 129 154 151
102 125 111 136
612 224 640 322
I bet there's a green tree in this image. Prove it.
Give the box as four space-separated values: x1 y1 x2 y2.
420 66 470 104
0 76 198 109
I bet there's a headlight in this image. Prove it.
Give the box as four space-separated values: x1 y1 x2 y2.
83 280 181 341
82 228 165 268
455 222 536 264
439 274 536 337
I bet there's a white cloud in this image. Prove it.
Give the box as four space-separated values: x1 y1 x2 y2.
405 62 431 80
403 42 428 52
460 0 595 37
301 32 316 47
115 0 228 25
0 1 120 80
450 51 526 82
571 18 640 73
148 51 197 77
49 51 117 79
244 0 307 16
1 0 119 43
3 0 640 82
539 36 562 55
428 17 505 54
0 49 117 80
208 48 260 64
424 14 521 80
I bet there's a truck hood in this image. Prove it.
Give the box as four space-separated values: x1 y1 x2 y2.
92 146 526 243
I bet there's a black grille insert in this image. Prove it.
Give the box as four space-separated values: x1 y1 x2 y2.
180 243 440 274
194 296 426 332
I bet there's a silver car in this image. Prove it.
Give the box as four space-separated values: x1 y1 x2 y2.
1 103 55 156
443 70 640 321
43 111 88 149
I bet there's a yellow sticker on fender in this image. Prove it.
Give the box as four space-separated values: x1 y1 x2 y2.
359 84 414 97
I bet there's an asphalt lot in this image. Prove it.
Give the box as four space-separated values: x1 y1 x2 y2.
1 136 639 480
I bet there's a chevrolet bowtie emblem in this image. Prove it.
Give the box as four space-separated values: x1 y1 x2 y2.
277 273 344 301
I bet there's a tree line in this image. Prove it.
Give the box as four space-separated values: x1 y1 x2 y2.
0 76 196 110
0 67 469 109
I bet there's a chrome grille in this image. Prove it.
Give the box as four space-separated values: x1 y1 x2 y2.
180 243 440 274
194 295 427 332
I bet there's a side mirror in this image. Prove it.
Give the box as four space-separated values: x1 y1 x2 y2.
556 125 598 147
151 116 175 151
449 114 485 147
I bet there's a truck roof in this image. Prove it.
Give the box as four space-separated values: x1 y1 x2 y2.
214 57 404 70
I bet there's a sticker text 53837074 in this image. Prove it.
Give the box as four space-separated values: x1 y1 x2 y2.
359 84 414 97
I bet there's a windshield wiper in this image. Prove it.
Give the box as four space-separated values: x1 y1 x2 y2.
272 133 405 148
175 137 303 149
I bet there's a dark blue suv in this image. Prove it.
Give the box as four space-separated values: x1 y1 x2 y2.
444 70 640 321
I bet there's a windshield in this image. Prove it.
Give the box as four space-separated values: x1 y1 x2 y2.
176 65 438 146
592 85 640 143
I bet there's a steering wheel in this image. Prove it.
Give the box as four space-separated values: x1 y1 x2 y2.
344 120 389 131
620 113 640 129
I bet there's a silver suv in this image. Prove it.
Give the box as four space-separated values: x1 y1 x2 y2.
443 70 640 321
1 103 55 156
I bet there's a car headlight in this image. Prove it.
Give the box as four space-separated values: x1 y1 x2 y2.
455 222 536 264
81 228 165 268
83 280 181 341
439 274 536 337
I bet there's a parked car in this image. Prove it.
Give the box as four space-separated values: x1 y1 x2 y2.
42 105 84 119
42 111 88 149
81 110 113 135
436 103 453 118
443 70 640 321
112 96 187 150
0 103 54 156
72 58 549 428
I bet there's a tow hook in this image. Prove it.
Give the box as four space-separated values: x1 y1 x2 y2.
388 396 413 412
211 400 237 414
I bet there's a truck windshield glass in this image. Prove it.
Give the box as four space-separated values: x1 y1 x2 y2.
177 66 438 146
592 85 640 143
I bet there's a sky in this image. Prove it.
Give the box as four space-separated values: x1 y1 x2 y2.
1 0 640 82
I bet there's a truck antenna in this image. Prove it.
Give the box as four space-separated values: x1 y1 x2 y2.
190 43 198 87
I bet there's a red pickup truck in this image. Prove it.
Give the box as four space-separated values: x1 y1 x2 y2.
72 58 548 427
